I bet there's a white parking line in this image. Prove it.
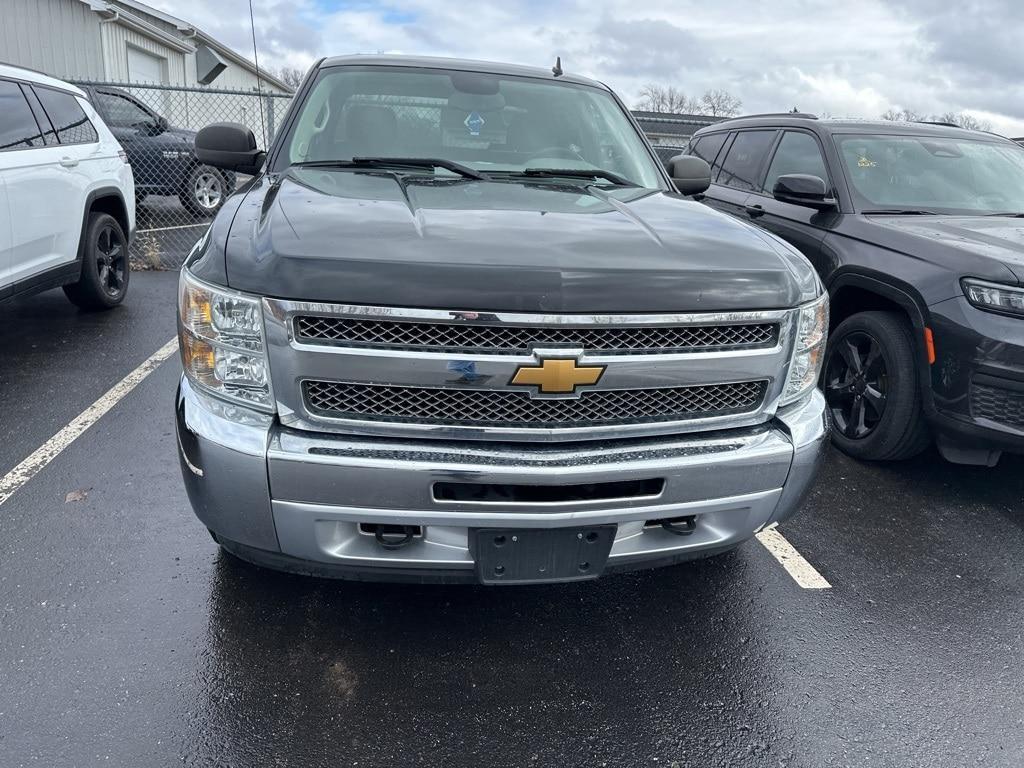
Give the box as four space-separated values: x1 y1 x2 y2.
0 338 179 509
756 524 831 589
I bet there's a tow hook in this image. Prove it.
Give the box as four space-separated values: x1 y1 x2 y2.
374 525 420 550
658 516 697 536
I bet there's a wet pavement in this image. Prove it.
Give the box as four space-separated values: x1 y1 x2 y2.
2 272 1023 767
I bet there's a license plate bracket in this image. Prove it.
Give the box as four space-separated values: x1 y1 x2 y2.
472 525 616 585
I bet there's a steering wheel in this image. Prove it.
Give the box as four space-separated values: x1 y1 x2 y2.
526 146 582 161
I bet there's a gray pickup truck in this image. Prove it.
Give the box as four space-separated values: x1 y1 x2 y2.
175 55 829 584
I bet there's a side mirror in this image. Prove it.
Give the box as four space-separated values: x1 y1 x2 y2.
141 116 166 136
196 122 266 175
772 174 837 210
667 155 712 196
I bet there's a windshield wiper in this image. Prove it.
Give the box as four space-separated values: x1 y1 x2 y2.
291 157 490 181
353 157 490 180
982 212 1024 217
512 168 636 186
861 209 940 215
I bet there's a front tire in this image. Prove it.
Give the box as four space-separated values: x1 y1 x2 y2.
180 165 227 217
63 212 130 310
822 311 930 461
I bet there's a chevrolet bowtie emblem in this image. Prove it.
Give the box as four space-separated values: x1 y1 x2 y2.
510 357 605 395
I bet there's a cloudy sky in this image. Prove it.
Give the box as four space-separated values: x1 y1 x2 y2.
147 0 1024 136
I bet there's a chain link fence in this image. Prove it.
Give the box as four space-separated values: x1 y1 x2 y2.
71 81 706 271
73 81 293 269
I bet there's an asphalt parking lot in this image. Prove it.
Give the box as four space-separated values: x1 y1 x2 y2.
2 272 1023 768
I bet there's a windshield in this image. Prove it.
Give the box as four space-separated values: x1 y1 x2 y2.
276 66 665 189
836 133 1024 215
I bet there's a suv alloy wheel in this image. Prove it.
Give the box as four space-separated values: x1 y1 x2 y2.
63 212 130 310
823 311 930 461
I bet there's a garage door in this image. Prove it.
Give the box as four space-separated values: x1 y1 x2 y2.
127 47 166 84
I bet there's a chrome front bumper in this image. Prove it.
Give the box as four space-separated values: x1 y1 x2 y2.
176 377 827 582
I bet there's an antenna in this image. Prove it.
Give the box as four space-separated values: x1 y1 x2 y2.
248 0 268 146
552 56 563 77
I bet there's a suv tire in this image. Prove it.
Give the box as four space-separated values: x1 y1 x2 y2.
180 164 227 217
63 212 130 310
822 311 930 461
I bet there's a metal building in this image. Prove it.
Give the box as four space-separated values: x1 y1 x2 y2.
0 0 291 93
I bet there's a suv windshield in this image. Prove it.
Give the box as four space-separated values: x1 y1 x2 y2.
276 66 665 189
836 133 1024 215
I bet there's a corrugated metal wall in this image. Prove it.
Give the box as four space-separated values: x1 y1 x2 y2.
0 0 105 80
106 0 288 93
100 22 186 84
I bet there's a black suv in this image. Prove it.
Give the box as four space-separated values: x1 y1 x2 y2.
79 85 233 217
688 115 1024 465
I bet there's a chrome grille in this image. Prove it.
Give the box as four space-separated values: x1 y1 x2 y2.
303 380 767 428
971 382 1024 429
294 315 777 354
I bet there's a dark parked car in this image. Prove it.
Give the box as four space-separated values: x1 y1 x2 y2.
687 115 1024 465
79 84 233 216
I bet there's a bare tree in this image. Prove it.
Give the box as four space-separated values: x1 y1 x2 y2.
935 111 992 132
881 108 991 132
634 84 700 114
881 108 924 122
634 84 743 117
271 66 306 90
699 89 742 117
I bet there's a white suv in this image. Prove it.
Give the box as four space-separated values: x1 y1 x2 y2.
0 64 135 309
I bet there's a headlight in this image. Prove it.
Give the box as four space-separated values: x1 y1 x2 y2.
781 293 829 406
962 278 1024 317
178 268 274 411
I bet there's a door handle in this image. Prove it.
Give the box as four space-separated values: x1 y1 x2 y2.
59 156 79 168
745 203 765 218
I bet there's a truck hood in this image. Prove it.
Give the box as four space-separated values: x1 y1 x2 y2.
163 126 197 143
869 214 1024 284
223 169 819 313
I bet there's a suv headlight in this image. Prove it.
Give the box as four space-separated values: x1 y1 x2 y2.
962 278 1024 317
781 293 829 406
178 268 274 411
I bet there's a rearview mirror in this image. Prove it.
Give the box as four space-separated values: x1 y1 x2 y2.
196 122 266 175
772 174 837 210
667 155 712 196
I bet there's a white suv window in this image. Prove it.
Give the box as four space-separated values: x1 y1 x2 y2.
0 81 45 151
34 87 98 145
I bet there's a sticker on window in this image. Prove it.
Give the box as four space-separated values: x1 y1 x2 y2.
857 155 877 168
464 111 485 136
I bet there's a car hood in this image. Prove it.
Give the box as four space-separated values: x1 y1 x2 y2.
869 214 1024 284
222 169 819 313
